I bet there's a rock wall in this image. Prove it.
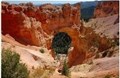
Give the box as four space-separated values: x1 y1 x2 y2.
2 1 118 68
2 10 48 46
58 27 88 67
94 1 119 18
2 2 81 46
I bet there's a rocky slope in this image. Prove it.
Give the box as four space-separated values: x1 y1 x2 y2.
1 1 119 78
2 32 119 78
70 56 119 78
94 1 119 18
85 14 119 39
2 34 58 70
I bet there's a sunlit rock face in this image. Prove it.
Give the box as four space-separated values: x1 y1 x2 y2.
2 2 81 46
33 3 81 34
2 10 46 46
94 1 119 18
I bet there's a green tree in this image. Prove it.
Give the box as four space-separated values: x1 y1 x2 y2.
2 49 29 78
52 32 72 55
62 60 70 77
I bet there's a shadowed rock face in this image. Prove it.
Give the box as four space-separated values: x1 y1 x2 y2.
94 1 119 18
2 2 81 46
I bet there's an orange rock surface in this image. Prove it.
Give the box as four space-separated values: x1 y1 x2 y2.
2 1 115 67
59 27 87 67
2 2 81 46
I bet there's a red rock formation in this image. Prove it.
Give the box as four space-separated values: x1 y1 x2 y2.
2 2 116 68
58 27 88 67
34 3 81 34
2 2 81 46
94 1 119 18
2 11 40 46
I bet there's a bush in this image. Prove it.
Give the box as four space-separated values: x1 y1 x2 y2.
113 38 119 46
2 49 29 78
29 67 55 78
108 38 119 47
39 48 44 53
61 60 70 77
104 75 111 78
102 51 108 57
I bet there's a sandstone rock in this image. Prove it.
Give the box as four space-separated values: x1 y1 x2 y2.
2 10 49 46
36 3 81 34
58 27 87 67
85 14 119 39
2 2 81 46
94 1 119 18
14 5 23 12
2 42 57 70
70 57 119 78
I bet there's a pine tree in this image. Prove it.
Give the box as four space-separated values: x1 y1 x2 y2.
61 60 70 77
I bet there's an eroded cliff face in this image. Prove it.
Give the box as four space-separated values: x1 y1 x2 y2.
2 1 118 68
1 2 119 77
94 1 119 18
2 2 81 46
35 3 81 34
2 2 83 67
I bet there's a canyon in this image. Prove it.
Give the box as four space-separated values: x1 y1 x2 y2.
1 1 119 78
